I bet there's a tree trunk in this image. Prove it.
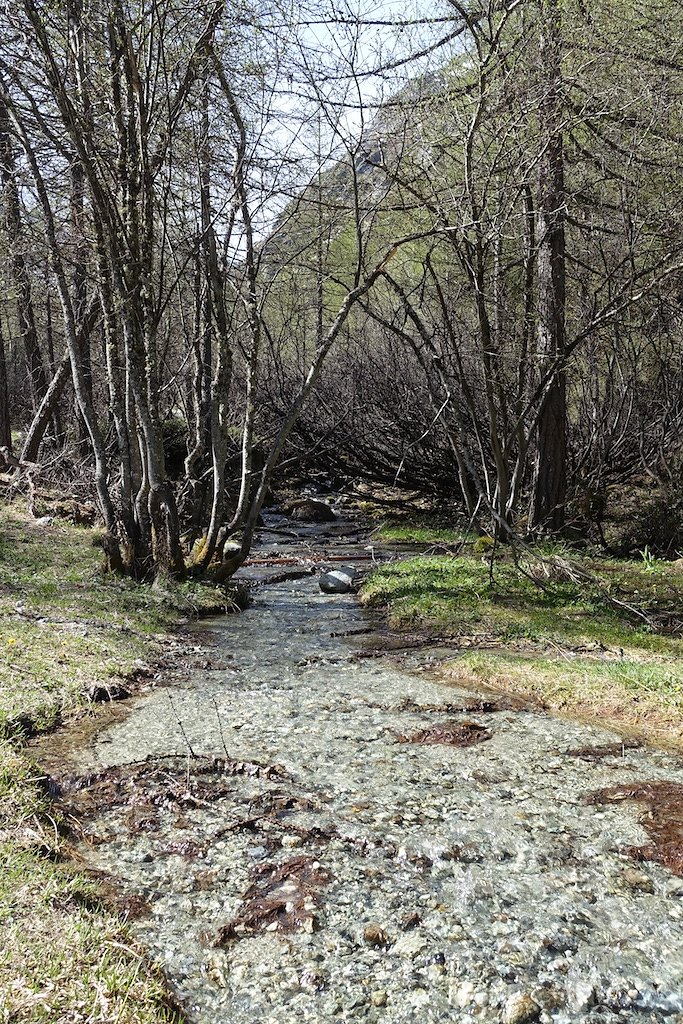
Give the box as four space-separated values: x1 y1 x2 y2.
21 350 70 463
529 0 567 533
71 158 92 447
0 316 11 450
0 92 48 409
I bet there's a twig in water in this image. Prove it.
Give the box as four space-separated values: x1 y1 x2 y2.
211 695 230 759
167 693 197 758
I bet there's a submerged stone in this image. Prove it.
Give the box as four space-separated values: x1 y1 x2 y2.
363 922 390 947
503 992 541 1024
285 498 336 522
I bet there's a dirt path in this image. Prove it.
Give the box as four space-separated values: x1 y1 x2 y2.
39 525 683 1024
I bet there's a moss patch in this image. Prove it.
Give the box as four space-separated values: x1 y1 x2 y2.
372 518 465 546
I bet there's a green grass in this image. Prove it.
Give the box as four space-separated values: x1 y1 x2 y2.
0 505 240 1023
372 519 465 546
361 550 683 742
0 510 233 735
447 651 683 740
362 554 682 649
0 744 181 1023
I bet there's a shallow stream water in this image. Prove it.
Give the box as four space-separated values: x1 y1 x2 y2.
37 524 683 1024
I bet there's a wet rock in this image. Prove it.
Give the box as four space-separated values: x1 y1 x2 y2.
206 955 228 988
299 967 326 991
281 834 303 849
567 978 597 1013
285 498 336 523
319 565 361 594
620 867 655 894
452 843 484 864
542 928 579 954
453 981 475 1008
503 992 542 1024
363 923 390 947
535 985 566 1013
665 878 683 898
87 680 131 703
392 933 427 959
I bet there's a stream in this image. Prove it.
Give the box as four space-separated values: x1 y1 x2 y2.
35 520 683 1024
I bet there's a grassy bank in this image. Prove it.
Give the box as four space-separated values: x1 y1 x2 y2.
362 522 683 745
0 507 234 1023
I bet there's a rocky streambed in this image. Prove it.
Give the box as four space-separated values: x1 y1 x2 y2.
37 523 683 1024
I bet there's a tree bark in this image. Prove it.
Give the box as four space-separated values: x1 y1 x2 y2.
0 316 11 451
529 0 568 533
0 92 48 410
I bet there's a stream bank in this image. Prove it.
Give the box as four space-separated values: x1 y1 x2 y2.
0 506 233 1024
34 518 683 1024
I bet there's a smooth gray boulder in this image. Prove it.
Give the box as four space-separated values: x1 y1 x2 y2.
319 565 360 594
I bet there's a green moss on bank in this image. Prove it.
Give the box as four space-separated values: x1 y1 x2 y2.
0 506 237 1023
361 550 683 742
372 519 465 546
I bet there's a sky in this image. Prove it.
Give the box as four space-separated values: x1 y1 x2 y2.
223 0 461 247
